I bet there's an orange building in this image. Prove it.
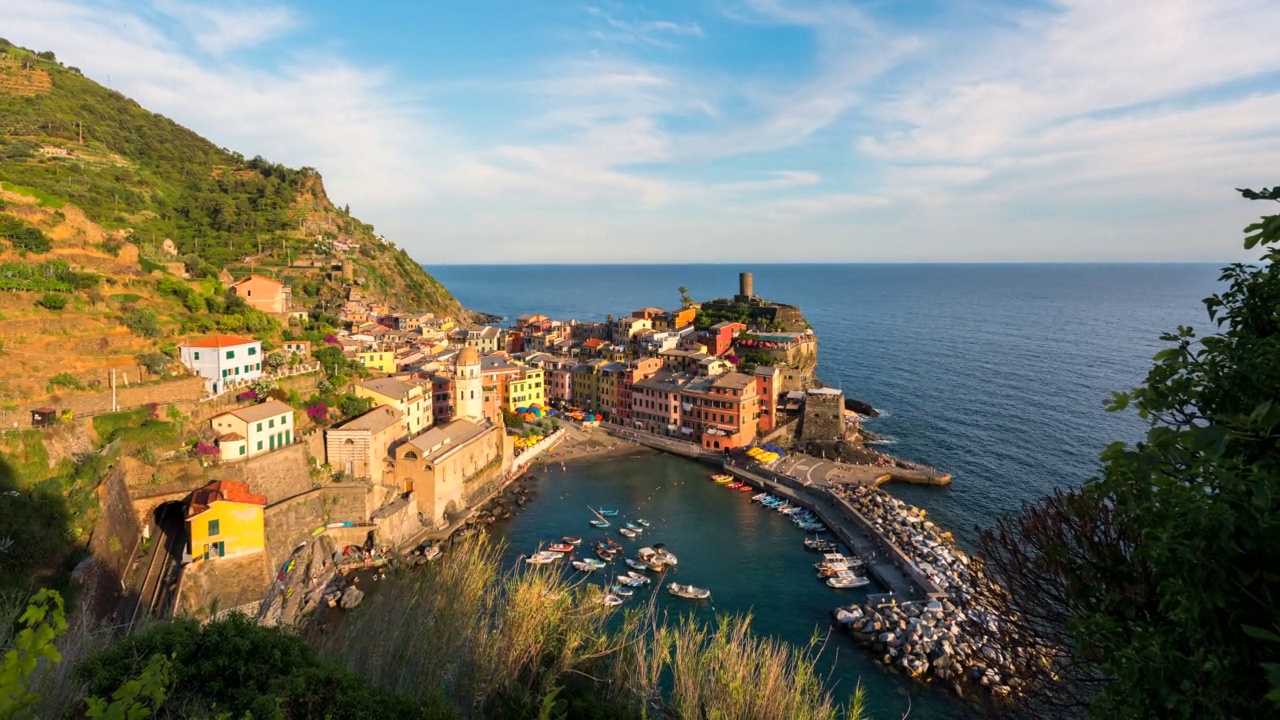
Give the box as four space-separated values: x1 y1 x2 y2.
230 274 291 314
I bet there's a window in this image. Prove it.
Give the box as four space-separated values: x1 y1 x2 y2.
194 351 200 361
235 367 240 376
269 418 275 428
256 422 262 431
248 347 257 356
222 369 228 378
281 415 288 425
208 519 220 536
238 444 245 456
257 440 263 451
226 350 235 359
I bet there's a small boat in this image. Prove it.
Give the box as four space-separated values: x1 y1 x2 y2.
736 484 754 492
611 585 634 597
714 475 733 484
571 560 595 572
751 492 769 502
826 571 870 589
602 594 624 607
585 558 607 569
624 522 641 531
422 546 442 561
562 536 582 546
668 583 711 600
548 543 574 554
619 527 637 539
625 558 649 571
624 571 651 585
596 547 616 562
636 519 651 527
726 481 743 489
525 551 560 565
654 549 678 565
598 509 619 517
589 519 610 528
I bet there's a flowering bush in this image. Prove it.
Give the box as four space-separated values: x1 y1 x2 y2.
195 441 219 456
324 334 341 345
237 390 258 401
307 402 330 423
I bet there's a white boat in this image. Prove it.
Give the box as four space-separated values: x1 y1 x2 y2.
525 550 561 565
571 560 595 572
602 594 624 607
750 492 769 502
667 583 711 600
619 527 637 539
589 519 609 528
625 558 649 571
625 571 651 585
826 571 870 589
654 549 678 565
585 558 607 569
619 575 645 587
611 585 634 597
637 519 651 527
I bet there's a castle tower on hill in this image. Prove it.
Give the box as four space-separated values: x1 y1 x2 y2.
455 346 483 421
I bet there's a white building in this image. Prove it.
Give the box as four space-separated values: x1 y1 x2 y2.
179 335 264 393
454 346 483 420
210 400 295 462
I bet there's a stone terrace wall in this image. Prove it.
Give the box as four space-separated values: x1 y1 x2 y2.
218 444 314 504
26 377 206 420
263 484 371 571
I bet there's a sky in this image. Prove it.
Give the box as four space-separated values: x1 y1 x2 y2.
3 0 1280 264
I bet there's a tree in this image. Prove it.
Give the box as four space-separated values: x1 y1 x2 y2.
121 308 161 338
679 286 693 308
975 187 1280 718
264 352 287 371
135 352 169 377
340 394 373 418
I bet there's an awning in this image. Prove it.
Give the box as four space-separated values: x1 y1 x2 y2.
680 427 693 435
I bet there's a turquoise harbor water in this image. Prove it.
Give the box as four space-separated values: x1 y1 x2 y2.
491 452 954 717
434 263 1224 715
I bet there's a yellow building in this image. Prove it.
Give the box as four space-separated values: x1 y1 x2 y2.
504 366 546 411
185 480 267 561
354 377 432 435
357 350 396 373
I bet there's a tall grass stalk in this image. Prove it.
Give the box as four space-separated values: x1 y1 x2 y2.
321 538 863 719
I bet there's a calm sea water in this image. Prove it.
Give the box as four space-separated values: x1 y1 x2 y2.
430 263 1223 715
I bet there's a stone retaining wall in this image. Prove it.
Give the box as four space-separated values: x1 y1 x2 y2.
26 377 206 421
263 484 371 572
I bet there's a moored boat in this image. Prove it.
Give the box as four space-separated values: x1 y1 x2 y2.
619 527 637 539
571 560 595 572
726 481 744 489
611 584 634 597
596 547 616 562
589 519 610 528
585 558 607 569
625 558 649 571
562 536 583 546
602 594 624 607
624 522 641 531
525 550 561 565
736 484 754 492
548 543 574 554
667 583 711 600
751 492 769 502
826 570 870 589
624 570 651 585
598 508 619 517
636 518 651 527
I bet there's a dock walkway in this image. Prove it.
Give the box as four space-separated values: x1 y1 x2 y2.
725 462 944 601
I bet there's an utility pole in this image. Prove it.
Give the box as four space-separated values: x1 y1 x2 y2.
111 369 117 411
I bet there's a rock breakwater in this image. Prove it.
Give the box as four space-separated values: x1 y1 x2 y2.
832 486 1041 703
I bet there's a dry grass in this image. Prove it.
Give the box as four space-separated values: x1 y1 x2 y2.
321 538 864 719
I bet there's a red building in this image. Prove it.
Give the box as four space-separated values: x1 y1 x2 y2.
752 365 780 434
700 321 746 357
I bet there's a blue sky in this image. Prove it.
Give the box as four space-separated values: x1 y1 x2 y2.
4 0 1280 263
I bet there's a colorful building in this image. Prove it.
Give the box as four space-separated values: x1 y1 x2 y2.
505 366 546 411
753 365 781 434
355 377 432 436
185 480 267 561
230 274 291 314
210 400 294 461
179 335 263 393
356 349 397 373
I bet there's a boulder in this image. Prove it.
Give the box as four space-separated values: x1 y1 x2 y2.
340 585 365 609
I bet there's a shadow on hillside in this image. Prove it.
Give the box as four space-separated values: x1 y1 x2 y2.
0 454 77 595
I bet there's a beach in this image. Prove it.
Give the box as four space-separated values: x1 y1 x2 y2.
530 424 654 467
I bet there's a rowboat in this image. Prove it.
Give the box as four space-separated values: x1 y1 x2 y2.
571 560 595 572
525 551 561 565
585 558 607 569
624 522 642 531
611 585 634 597
562 536 582 546
726 481 744 489
596 547 616 561
736 484 754 492
589 519 609 528
624 570 651 585
598 508 619 517
619 527 637 539
636 519 651 527
547 543 574 554
667 583 711 600
625 558 649 571
602 594 624 607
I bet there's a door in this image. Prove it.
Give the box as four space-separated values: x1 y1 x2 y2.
215 541 226 558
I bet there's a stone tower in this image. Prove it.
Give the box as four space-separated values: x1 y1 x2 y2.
455 346 483 421
737 271 754 302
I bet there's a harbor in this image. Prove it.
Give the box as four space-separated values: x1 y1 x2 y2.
486 451 957 720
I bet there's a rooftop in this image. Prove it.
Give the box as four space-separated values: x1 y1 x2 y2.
357 377 419 401
217 399 293 424
333 406 403 434
188 480 267 517
406 419 489 459
712 372 755 390
183 334 257 349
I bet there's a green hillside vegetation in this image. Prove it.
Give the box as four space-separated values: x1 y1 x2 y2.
0 38 460 315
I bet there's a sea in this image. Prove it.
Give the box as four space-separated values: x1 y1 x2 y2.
427 263 1223 717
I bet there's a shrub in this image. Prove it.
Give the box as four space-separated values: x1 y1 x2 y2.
121 308 161 338
46 372 84 392
194 442 219 457
135 352 170 377
236 390 258 402
0 216 52 254
340 394 373 418
306 402 330 423
35 293 66 311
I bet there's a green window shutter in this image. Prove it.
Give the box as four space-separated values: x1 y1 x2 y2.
249 347 257 356
269 418 274 428
239 445 245 455
194 351 200 360
208 519 220 536
226 350 234 359
257 422 262 431
257 440 263 451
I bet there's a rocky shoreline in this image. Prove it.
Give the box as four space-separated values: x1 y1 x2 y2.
830 486 1039 704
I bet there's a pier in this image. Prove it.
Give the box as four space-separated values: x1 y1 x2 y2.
723 461 945 601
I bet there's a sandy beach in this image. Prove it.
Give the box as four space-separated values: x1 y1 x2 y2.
530 425 653 467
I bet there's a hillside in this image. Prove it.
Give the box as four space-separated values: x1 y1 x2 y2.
0 40 463 402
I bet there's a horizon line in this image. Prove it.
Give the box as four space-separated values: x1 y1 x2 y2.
423 260 1235 267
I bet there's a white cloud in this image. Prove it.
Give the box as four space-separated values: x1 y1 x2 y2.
152 0 299 55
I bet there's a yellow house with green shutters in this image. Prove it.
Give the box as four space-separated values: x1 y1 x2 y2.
186 480 267 561
356 350 396 373
504 365 546 411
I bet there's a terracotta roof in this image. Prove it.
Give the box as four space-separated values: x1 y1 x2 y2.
188 480 267 517
183 335 257 349
458 346 480 366
217 432 245 441
231 274 283 287
582 338 608 349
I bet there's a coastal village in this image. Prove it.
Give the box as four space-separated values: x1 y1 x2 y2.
23 266 1007 705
